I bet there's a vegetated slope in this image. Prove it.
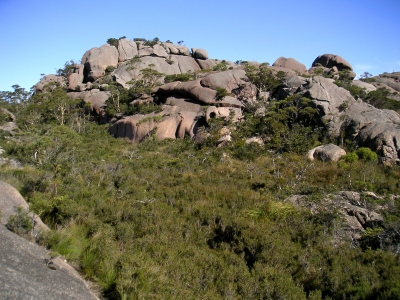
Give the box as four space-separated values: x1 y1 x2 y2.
1 37 400 299
1 124 400 299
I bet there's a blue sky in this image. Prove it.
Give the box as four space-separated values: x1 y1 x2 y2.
0 0 399 92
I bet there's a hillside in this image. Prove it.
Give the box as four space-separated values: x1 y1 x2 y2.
1 37 400 299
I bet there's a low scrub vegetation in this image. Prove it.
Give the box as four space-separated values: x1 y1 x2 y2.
1 83 400 299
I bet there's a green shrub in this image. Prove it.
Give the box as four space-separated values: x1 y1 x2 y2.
164 73 193 83
342 152 359 163
107 38 119 48
105 66 116 75
0 109 10 125
6 206 33 236
213 62 228 71
356 147 378 161
215 87 230 100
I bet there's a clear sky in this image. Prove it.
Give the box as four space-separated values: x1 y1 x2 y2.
0 0 399 92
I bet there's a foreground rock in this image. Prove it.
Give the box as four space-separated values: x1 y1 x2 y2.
0 181 98 299
0 181 48 235
0 225 98 300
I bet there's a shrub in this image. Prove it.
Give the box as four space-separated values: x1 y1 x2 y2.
6 206 33 237
107 38 119 48
215 87 230 100
342 152 359 163
356 147 378 161
164 73 193 83
105 66 116 75
213 62 228 71
0 109 10 125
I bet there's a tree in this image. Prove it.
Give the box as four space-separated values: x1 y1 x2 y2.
261 95 318 152
107 38 119 48
0 85 31 113
17 87 82 130
139 64 165 88
359 72 373 81
46 88 79 125
30 125 82 194
56 60 76 78
244 63 284 97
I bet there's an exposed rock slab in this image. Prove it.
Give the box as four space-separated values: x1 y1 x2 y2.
351 80 376 93
0 225 98 300
200 69 247 92
117 39 138 62
0 181 48 235
373 76 400 92
157 79 218 105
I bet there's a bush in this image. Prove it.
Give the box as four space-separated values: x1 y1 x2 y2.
0 109 11 125
105 66 116 75
215 87 230 100
107 38 119 48
164 73 193 83
356 147 378 161
6 206 33 237
213 61 228 71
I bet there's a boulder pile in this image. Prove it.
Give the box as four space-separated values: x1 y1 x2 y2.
33 38 400 162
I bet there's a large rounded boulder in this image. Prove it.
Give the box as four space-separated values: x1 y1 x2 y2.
312 54 353 71
81 44 119 82
307 144 346 162
192 48 208 60
272 57 307 74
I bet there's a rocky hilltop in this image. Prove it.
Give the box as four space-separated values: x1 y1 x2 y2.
33 38 400 164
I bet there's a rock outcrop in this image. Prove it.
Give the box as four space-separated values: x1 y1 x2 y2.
67 64 84 90
372 75 400 93
285 191 384 242
351 80 377 93
68 89 110 116
312 54 353 72
31 41 400 159
277 75 400 162
0 108 18 135
192 48 208 60
34 75 66 94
